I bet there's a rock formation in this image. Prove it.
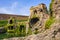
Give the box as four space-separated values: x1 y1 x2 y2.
50 0 60 19
25 0 60 40
2 0 60 40
25 22 60 40
29 3 49 33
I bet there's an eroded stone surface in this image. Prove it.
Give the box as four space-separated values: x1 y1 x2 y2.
29 3 49 33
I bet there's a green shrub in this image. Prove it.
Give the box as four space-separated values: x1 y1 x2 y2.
45 17 55 29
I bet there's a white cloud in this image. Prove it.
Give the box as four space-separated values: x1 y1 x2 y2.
0 8 13 14
0 1 29 16
19 7 30 16
0 2 18 14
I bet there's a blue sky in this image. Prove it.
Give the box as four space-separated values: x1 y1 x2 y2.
0 0 51 16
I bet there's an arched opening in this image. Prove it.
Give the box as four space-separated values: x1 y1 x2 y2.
30 17 39 25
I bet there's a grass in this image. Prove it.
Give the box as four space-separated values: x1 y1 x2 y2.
0 20 8 27
0 33 15 39
16 20 27 22
0 33 20 39
0 20 27 27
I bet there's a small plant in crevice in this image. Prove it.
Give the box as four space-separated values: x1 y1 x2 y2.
45 17 55 29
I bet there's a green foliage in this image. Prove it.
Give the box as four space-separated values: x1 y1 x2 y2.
45 17 55 29
0 17 29 39
0 33 7 39
0 33 19 39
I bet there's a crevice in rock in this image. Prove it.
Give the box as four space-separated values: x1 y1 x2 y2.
30 17 39 25
52 30 58 38
58 28 60 32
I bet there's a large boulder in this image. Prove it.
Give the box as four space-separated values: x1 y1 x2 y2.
29 3 49 33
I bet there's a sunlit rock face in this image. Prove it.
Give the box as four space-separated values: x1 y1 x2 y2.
51 0 60 19
29 3 49 33
25 22 60 40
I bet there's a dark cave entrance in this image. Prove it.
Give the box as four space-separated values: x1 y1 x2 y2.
30 17 39 25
